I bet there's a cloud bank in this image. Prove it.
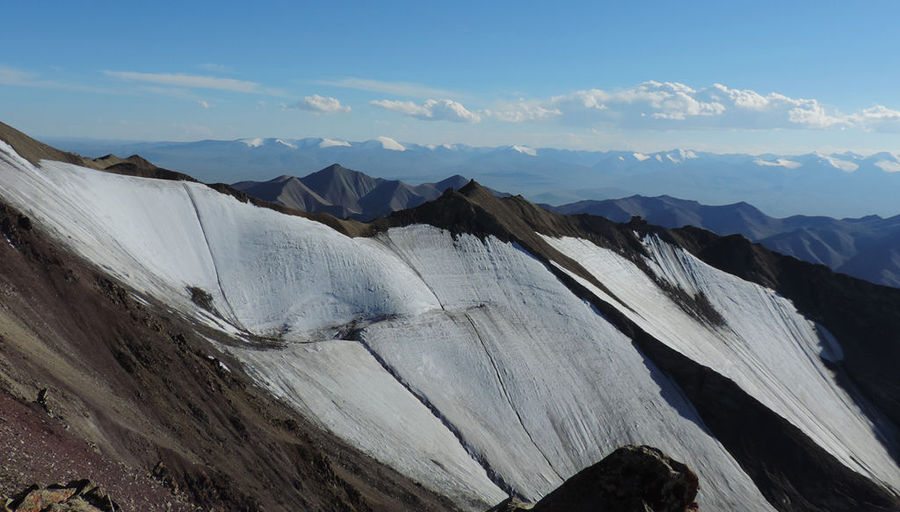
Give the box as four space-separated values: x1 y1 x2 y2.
490 81 900 132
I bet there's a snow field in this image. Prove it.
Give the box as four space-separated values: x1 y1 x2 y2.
542 234 900 492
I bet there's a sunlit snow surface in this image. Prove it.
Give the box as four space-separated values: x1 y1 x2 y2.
2 141 896 509
542 234 900 492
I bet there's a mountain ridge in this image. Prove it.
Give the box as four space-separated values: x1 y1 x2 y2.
547 194 900 288
233 164 481 221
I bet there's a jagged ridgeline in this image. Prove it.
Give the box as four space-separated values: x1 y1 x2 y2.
0 121 898 512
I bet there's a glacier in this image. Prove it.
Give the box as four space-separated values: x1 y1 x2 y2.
1 140 897 510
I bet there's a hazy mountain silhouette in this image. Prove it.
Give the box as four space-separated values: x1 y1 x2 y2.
547 195 900 288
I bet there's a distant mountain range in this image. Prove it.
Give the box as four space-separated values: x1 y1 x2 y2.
49 136 900 218
233 164 472 221
229 161 900 288
547 195 900 288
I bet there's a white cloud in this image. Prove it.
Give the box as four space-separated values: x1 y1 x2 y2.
0 65 36 86
104 71 261 93
849 105 900 132
490 101 561 122
291 94 351 113
321 77 459 98
491 81 888 131
0 65 119 94
371 98 481 123
197 100 210 109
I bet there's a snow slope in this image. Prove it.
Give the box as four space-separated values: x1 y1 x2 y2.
542 234 900 492
233 339 505 509
3 141 896 509
360 227 773 508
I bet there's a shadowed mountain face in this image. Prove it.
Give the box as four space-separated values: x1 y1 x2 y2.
233 164 473 221
547 195 900 288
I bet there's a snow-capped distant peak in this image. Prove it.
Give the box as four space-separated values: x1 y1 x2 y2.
425 143 458 151
875 160 900 173
511 145 537 157
275 139 297 149
373 136 406 151
655 154 663 162
319 138 351 148
754 158 802 169
241 137 264 148
664 149 699 163
633 152 651 161
818 154 859 173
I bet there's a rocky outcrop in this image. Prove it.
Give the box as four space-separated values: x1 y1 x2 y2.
487 446 700 512
5 480 119 512
532 445 699 512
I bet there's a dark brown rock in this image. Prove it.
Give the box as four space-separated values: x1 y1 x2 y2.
531 445 699 512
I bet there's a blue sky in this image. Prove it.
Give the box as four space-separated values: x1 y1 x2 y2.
3 1 900 153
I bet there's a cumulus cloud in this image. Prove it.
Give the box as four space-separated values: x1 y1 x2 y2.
848 105 900 132
290 94 351 113
542 81 850 129
371 98 482 122
490 100 561 122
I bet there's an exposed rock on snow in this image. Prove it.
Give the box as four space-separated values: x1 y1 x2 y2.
531 445 700 512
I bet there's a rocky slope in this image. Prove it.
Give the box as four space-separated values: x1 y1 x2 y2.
233 164 471 221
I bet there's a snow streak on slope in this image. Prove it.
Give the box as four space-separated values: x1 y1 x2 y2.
233 339 506 509
542 234 900 492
